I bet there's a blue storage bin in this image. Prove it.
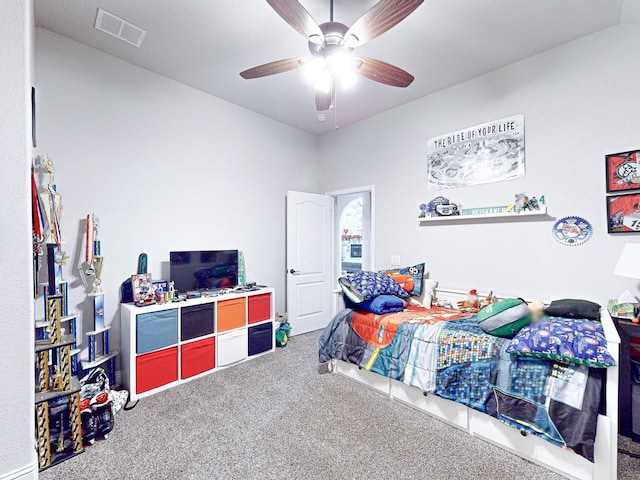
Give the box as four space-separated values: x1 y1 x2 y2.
136 309 179 354
632 359 640 384
248 322 273 356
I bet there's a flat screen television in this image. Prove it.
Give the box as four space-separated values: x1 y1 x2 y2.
169 250 238 293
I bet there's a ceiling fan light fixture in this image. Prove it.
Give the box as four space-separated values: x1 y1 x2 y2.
327 51 351 71
243 0 424 111
339 68 358 90
327 51 357 89
302 57 326 81
343 34 359 49
314 69 332 93
308 34 323 45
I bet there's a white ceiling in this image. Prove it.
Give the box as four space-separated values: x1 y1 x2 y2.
35 0 628 136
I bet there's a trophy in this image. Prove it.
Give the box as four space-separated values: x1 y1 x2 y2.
91 255 104 294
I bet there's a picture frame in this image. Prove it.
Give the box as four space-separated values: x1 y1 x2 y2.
605 149 640 193
132 273 155 306
606 193 640 234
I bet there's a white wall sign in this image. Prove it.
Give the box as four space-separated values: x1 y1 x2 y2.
427 114 525 190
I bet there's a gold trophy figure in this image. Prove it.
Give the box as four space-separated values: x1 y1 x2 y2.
91 255 104 294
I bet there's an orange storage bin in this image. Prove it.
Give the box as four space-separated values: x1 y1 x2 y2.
248 294 271 324
136 346 178 394
181 337 215 379
217 298 246 332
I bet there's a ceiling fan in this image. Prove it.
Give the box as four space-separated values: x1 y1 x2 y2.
240 0 424 112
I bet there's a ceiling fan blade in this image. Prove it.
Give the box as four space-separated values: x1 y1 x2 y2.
344 0 424 48
240 57 304 79
356 57 414 87
267 0 325 45
315 78 335 111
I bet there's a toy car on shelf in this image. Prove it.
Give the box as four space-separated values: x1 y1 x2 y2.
431 196 460 216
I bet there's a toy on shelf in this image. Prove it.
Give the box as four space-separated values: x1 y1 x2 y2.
505 193 545 214
418 191 548 222
419 196 461 218
132 273 156 306
120 253 148 303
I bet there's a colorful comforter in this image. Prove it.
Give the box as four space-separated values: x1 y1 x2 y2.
318 307 603 462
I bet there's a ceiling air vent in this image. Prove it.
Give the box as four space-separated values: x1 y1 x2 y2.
94 8 146 47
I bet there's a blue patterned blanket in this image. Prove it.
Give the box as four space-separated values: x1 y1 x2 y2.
318 308 603 462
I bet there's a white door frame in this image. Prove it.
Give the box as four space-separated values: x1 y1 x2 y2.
326 185 375 316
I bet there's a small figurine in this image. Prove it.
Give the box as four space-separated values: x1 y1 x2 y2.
456 289 483 313
478 291 496 309
168 281 176 302
514 193 527 213
467 289 479 308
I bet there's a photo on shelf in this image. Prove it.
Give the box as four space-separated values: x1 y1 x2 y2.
606 192 640 234
605 149 640 193
132 273 155 306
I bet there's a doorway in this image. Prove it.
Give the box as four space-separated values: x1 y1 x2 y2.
285 186 374 332
328 186 375 314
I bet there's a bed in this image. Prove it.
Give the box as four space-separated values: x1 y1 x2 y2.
320 287 620 480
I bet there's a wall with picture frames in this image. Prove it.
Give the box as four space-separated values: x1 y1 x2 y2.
605 150 640 234
318 23 640 305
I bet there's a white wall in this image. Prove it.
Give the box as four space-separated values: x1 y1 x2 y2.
318 24 640 305
0 1 37 478
35 29 319 367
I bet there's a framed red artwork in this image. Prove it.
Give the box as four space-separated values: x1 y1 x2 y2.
606 193 640 234
606 150 640 193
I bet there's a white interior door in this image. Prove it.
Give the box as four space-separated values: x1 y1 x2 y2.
286 191 332 336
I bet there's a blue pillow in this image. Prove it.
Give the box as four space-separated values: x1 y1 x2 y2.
339 271 409 304
506 317 615 368
380 263 425 296
346 294 405 315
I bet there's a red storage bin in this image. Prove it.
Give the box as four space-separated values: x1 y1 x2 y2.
181 337 215 379
248 294 271 324
136 346 178 394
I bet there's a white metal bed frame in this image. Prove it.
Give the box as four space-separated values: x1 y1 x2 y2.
328 287 620 480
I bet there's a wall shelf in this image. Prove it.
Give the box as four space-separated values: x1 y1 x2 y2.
418 206 547 222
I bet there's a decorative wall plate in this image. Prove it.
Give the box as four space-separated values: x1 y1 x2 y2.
552 216 593 246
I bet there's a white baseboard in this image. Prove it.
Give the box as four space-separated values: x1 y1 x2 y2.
0 460 38 480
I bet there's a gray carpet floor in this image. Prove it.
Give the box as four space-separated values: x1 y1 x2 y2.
41 330 640 479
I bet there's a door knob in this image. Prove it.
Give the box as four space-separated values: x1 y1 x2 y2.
289 268 300 275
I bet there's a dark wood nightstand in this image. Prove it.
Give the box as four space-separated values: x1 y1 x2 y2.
612 315 640 440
